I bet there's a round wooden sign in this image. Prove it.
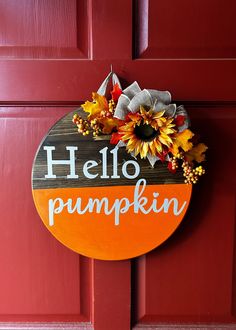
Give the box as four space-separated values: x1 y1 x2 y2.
32 110 192 260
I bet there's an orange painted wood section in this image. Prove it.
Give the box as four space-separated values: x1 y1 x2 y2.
32 184 191 260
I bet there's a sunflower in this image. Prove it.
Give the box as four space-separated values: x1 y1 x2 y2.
119 106 176 159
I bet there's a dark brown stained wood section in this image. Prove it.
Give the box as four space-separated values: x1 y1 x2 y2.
32 110 185 190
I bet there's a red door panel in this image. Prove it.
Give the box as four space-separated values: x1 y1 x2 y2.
0 0 89 59
0 106 131 328
0 107 90 322
0 1 235 329
131 1 236 327
134 0 236 59
132 104 236 326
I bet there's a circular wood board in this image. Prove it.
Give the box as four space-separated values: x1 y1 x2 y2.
32 110 192 260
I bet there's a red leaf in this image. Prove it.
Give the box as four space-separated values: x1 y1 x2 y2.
111 83 122 102
110 132 123 144
168 161 177 174
157 149 168 162
124 114 132 122
175 115 185 127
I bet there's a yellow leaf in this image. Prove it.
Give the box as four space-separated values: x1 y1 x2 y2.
171 129 194 156
81 92 108 118
185 143 208 163
100 117 120 134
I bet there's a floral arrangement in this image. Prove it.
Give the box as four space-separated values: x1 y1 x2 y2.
72 72 207 184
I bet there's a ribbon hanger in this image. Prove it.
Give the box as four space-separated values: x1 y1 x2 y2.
97 65 122 95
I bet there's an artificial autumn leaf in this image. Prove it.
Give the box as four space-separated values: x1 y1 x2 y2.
81 92 108 118
100 117 120 134
110 132 123 144
171 129 194 156
157 149 169 162
111 83 122 102
185 143 208 163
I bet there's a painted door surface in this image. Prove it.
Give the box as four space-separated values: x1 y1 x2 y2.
0 1 235 330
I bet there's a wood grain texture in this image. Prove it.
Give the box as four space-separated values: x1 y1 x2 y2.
32 110 184 190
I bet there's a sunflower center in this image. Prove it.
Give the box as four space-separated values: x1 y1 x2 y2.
134 123 158 142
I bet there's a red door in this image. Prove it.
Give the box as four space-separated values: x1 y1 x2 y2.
0 1 235 329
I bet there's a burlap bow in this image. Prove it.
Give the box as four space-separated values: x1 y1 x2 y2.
114 81 189 133
98 72 190 166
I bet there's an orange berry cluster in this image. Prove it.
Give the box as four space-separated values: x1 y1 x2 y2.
72 113 104 137
73 99 117 138
72 114 90 136
170 152 206 184
99 99 115 119
182 161 205 184
170 156 179 171
108 99 115 115
90 118 102 137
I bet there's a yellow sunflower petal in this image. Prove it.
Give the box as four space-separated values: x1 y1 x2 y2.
153 110 165 119
134 140 142 156
154 139 163 153
119 126 134 132
128 113 141 123
121 133 134 141
139 105 147 116
140 142 149 158
149 141 157 156
159 135 171 147
162 128 176 135
156 117 166 127
126 137 138 149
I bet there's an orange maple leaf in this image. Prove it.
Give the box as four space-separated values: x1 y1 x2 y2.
81 93 108 118
171 129 194 156
185 143 208 163
100 117 120 134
